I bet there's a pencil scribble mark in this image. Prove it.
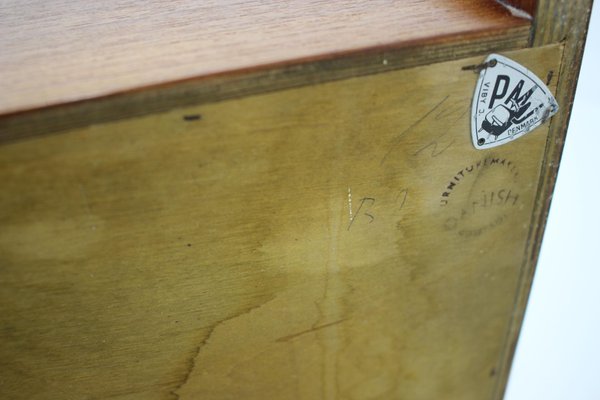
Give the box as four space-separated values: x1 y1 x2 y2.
380 96 450 165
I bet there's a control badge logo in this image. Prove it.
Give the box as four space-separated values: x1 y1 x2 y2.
471 54 559 149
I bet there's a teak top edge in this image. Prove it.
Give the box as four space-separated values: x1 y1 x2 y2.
0 0 530 117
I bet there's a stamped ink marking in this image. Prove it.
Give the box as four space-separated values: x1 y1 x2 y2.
440 157 519 206
440 158 521 237
470 54 558 149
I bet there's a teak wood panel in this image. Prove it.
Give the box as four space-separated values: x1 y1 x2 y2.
0 45 561 399
0 0 530 115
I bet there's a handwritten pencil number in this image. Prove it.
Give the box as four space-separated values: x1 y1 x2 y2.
347 189 408 231
396 188 408 211
347 197 376 231
394 188 409 230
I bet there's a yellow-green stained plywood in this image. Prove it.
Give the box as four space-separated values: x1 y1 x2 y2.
0 45 561 400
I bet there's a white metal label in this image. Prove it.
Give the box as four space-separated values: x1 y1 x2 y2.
471 54 558 149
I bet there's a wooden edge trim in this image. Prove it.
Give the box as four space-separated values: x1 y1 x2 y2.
493 1 594 399
0 26 530 144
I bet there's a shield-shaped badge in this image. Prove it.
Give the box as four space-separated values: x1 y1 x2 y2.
471 54 558 149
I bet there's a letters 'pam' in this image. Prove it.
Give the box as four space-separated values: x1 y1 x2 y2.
470 54 559 150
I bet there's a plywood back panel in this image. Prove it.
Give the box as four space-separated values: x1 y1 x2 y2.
0 44 561 400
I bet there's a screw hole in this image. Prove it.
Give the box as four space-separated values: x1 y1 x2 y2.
478 138 485 146
183 114 202 121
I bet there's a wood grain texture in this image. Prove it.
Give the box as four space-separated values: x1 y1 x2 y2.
0 24 532 143
0 45 562 400
0 0 531 116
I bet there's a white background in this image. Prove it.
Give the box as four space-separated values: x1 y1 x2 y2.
504 2 600 400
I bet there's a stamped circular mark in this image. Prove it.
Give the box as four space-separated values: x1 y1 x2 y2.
440 157 520 238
